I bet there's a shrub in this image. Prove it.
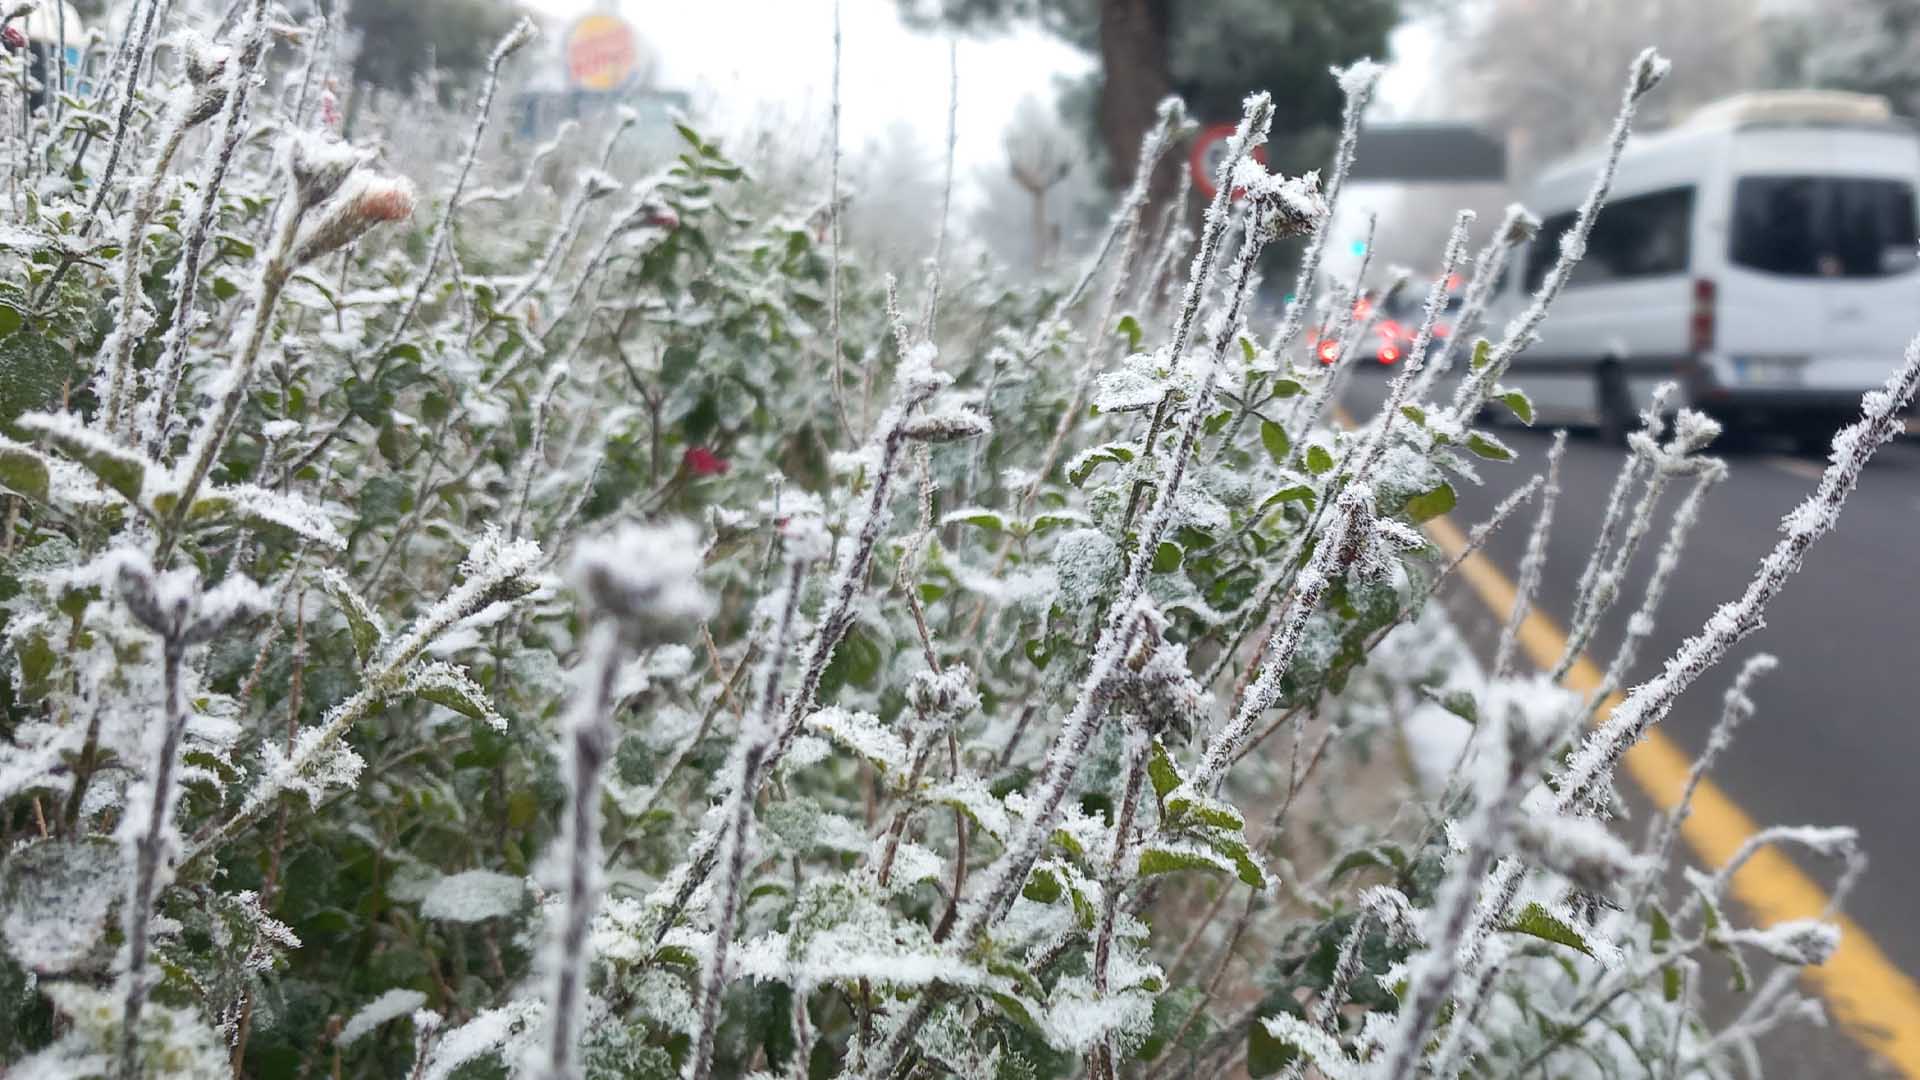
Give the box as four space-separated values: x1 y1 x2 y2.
0 7 1912 1080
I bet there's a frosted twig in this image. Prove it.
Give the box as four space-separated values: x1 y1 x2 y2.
1346 210 1473 482
1264 59 1382 360
825 0 852 441
1120 91 1274 527
1556 331 1920 810
1558 384 1674 670
1411 204 1538 403
1493 430 1566 678
1586 458 1725 714
688 557 806 1080
1641 654 1775 885
1450 49 1671 419
919 38 957 341
140 1 276 454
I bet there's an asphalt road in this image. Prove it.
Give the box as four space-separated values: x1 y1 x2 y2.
1345 371 1918 1074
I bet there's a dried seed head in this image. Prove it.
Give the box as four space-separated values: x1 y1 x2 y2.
288 173 414 267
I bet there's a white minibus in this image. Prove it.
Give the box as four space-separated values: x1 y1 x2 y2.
1490 91 1920 446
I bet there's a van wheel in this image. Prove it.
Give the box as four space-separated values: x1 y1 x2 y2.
1595 364 1634 445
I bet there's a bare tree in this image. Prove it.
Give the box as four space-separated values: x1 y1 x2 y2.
1459 0 1766 177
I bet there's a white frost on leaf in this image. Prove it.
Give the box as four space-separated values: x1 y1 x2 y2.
420 869 525 922
337 988 430 1045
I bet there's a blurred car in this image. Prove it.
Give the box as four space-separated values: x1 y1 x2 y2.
1304 282 1463 368
1482 90 1920 445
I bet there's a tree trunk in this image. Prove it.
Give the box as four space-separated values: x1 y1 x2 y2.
1097 0 1178 203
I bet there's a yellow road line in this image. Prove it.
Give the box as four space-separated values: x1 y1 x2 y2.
1427 513 1920 1075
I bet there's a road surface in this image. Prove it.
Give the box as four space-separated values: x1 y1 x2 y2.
1346 372 1917 1074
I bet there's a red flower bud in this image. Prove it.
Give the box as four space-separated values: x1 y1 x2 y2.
683 447 728 476
3 26 26 50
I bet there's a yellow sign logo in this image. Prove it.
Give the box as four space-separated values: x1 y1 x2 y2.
565 14 638 92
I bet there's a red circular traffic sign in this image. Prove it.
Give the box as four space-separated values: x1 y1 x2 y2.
1189 123 1268 200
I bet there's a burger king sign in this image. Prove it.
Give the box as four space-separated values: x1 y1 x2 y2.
565 13 640 92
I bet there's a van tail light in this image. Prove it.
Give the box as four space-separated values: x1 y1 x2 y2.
1690 278 1716 354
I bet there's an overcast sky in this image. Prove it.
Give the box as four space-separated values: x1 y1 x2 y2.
522 0 1444 270
525 1 1440 171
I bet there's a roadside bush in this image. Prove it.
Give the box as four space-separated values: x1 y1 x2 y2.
0 6 1911 1080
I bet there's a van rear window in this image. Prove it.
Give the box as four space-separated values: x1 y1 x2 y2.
1730 176 1918 277
1524 186 1694 292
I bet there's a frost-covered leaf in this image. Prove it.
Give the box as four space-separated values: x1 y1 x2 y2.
420 870 525 922
941 507 1005 533
1496 387 1535 425
1466 431 1515 461
1403 482 1456 522
1305 442 1334 475
18 410 150 505
805 706 909 777
1260 418 1290 464
338 989 430 1046
1258 1012 1360 1080
0 439 49 502
1138 841 1237 879
1066 441 1136 486
403 660 508 730
1502 901 1597 960
320 568 388 666
0 837 122 973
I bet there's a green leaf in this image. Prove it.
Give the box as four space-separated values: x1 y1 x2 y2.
1138 845 1232 878
1403 482 1456 523
1205 834 1269 889
1269 377 1303 399
0 335 75 433
1304 443 1334 475
1260 419 1290 464
1024 637 1052 670
1023 865 1063 904
1466 432 1515 461
1247 1016 1301 1078
1147 740 1182 800
20 415 147 504
1497 387 1535 425
1068 443 1135 487
1503 901 1597 959
1328 845 1409 883
1421 685 1478 725
1152 541 1182 573
1471 337 1492 371
408 665 504 728
1117 314 1143 352
1239 335 1257 364
319 572 386 667
943 509 1005 532
1257 484 1316 515
0 442 50 502
0 302 22 337
1401 404 1427 427
1203 409 1234 435
1650 904 1673 946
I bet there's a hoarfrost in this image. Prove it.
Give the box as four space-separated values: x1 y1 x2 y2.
420 869 524 922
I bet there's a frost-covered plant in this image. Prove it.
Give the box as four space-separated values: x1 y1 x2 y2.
0 7 1909 1080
